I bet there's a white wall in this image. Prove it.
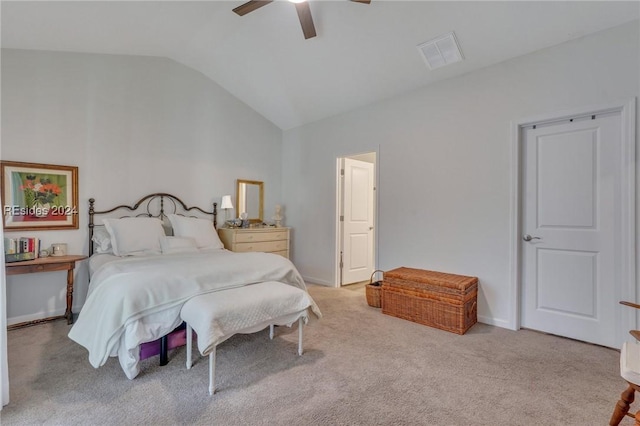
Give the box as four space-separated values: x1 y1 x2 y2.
1 49 282 325
282 21 640 327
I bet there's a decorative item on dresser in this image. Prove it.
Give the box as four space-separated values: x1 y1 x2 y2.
272 204 284 228
218 227 290 259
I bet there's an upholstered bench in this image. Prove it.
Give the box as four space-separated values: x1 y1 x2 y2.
180 281 313 395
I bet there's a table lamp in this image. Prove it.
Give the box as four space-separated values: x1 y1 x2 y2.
221 195 234 222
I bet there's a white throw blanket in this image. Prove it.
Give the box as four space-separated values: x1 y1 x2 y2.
68 249 321 379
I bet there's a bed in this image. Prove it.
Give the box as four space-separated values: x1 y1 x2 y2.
68 193 321 379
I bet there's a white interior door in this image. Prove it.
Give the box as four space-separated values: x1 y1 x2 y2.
342 158 374 285
521 112 622 348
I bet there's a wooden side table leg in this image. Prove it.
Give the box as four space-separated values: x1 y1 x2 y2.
610 383 635 425
66 268 75 325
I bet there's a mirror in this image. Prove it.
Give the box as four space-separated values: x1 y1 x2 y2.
236 179 264 223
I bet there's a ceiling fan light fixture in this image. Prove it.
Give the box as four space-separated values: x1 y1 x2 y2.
234 0 368 39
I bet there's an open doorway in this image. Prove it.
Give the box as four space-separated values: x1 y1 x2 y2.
335 152 377 287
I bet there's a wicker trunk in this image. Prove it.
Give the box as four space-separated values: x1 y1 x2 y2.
382 267 478 335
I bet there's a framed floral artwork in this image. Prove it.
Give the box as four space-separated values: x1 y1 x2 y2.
1 161 79 230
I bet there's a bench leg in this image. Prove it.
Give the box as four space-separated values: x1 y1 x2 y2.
209 347 217 396
186 324 192 370
269 324 274 340
298 317 303 356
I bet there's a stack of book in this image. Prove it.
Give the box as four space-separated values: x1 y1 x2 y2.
4 237 40 263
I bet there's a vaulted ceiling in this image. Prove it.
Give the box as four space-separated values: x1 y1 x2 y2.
2 1 638 130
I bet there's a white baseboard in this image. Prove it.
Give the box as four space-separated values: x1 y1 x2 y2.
8 302 510 331
7 304 86 326
8 308 66 326
299 278 515 328
302 275 334 287
477 314 511 329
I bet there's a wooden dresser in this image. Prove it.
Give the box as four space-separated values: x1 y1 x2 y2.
218 227 290 259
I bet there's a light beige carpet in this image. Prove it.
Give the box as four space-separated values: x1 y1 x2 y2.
1 284 628 425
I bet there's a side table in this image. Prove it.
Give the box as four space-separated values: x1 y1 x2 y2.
5 254 87 330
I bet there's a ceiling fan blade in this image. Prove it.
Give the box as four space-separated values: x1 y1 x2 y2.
233 0 273 16
351 0 371 4
294 2 317 40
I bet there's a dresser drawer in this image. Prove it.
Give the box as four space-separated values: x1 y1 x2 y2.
233 240 288 253
234 230 288 243
218 227 290 259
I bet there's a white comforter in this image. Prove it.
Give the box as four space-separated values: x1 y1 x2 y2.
68 249 321 379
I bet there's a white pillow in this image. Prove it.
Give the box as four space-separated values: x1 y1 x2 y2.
167 214 223 250
91 227 113 254
160 236 198 254
103 217 165 256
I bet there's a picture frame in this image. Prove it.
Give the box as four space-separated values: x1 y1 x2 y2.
1 161 79 231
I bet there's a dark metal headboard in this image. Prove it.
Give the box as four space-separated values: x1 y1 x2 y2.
88 193 218 256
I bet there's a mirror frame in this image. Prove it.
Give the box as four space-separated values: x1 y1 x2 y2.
236 179 264 224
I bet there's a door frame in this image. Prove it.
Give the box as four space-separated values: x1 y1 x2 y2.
335 151 379 288
508 98 636 335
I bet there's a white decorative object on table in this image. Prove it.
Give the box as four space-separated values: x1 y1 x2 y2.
240 211 249 228
273 204 283 228
50 243 67 257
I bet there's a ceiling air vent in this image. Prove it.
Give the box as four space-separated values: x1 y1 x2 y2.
417 32 464 70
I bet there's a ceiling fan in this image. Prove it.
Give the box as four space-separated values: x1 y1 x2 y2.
233 0 371 40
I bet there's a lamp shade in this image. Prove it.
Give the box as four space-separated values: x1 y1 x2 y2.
221 195 234 210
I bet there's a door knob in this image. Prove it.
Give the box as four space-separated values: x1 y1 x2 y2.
369 227 374 230
523 234 541 242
